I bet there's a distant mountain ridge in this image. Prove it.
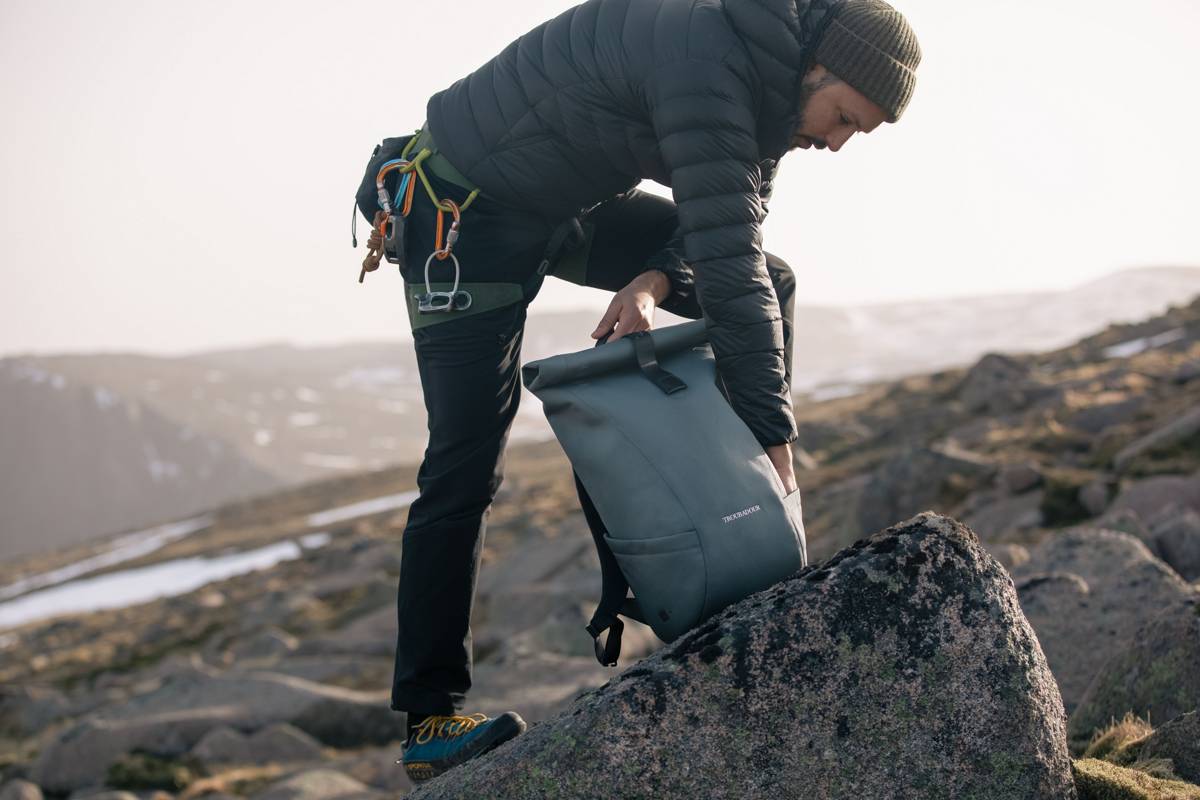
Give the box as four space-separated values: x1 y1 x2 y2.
2 265 1197 561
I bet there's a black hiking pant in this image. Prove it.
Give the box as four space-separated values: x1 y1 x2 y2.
390 169 797 716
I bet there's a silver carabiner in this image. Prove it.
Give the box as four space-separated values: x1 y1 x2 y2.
417 251 472 313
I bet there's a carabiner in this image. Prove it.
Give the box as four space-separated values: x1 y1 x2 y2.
433 199 462 260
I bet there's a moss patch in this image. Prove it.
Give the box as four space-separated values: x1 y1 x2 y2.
1073 758 1200 799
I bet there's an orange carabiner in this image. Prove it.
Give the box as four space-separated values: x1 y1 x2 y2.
433 198 462 260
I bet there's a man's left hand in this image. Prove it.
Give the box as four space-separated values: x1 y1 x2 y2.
591 270 671 343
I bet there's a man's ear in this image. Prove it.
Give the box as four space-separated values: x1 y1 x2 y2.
802 63 830 84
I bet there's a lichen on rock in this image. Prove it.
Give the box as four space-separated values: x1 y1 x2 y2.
409 512 1075 800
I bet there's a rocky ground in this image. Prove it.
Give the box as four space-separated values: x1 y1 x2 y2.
4 297 1200 798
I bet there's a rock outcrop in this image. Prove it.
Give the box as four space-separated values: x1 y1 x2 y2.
1070 595 1200 749
410 513 1076 800
1010 528 1192 713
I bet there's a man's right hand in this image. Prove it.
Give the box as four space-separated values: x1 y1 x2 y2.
766 443 797 495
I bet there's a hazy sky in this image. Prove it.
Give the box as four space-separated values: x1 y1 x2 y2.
2 0 1198 356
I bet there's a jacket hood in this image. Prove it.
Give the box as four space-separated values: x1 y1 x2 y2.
721 0 844 161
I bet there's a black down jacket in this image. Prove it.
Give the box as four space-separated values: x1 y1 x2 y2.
426 0 844 447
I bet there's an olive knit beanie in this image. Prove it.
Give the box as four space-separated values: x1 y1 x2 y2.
814 0 922 123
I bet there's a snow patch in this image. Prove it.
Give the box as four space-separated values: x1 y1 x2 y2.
376 399 408 414
1102 327 1188 359
335 367 409 390
254 429 273 447
0 515 212 602
93 387 118 409
299 532 332 549
0 535 331 630
288 412 321 428
306 490 420 528
301 453 362 470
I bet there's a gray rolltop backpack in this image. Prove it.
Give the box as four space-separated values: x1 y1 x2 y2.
521 319 807 666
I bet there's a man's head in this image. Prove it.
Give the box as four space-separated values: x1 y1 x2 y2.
789 0 921 153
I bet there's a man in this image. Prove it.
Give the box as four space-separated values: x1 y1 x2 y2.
380 0 921 782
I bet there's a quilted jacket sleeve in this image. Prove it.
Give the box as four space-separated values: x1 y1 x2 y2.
648 58 797 448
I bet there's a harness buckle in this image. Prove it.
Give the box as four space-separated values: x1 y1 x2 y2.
417 250 472 313
416 290 473 313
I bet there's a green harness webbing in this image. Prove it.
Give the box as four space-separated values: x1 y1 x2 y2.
397 122 593 331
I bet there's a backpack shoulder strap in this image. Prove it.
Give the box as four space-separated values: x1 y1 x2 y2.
574 472 644 666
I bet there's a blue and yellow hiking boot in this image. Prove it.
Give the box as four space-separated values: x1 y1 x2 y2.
399 711 527 782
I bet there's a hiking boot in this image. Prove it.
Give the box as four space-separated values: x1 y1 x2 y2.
399 711 527 782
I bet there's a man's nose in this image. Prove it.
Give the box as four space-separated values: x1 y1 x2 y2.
828 130 855 153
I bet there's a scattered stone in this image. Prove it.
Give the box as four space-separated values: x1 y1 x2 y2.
858 445 996 536
1174 360 1200 384
248 723 325 763
1133 711 1200 785
986 542 1031 570
31 669 403 793
0 685 68 736
1114 406 1200 472
1109 473 1200 520
31 708 234 793
1000 461 1044 494
189 726 247 763
1095 508 1157 553
0 780 43 800
958 353 1032 415
1078 480 1112 517
252 769 376 800
1151 510 1200 581
1066 397 1146 435
1012 528 1192 713
1070 595 1200 750
963 491 1043 539
227 628 299 663
409 513 1076 799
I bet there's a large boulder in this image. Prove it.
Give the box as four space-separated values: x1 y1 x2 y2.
1070 595 1200 750
858 446 996 535
1133 711 1200 785
1012 528 1192 713
410 512 1076 800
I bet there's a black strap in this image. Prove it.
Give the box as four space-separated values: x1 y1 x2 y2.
521 215 586 300
627 331 688 394
574 472 644 666
537 216 585 276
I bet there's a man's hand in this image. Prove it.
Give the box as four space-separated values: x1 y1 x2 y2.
766 443 798 495
591 270 671 343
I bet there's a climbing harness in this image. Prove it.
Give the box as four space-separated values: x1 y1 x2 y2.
354 127 481 316
352 122 590 328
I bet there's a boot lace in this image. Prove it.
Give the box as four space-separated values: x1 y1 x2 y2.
413 713 489 745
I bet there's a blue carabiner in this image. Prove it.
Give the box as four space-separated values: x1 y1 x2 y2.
393 171 413 210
